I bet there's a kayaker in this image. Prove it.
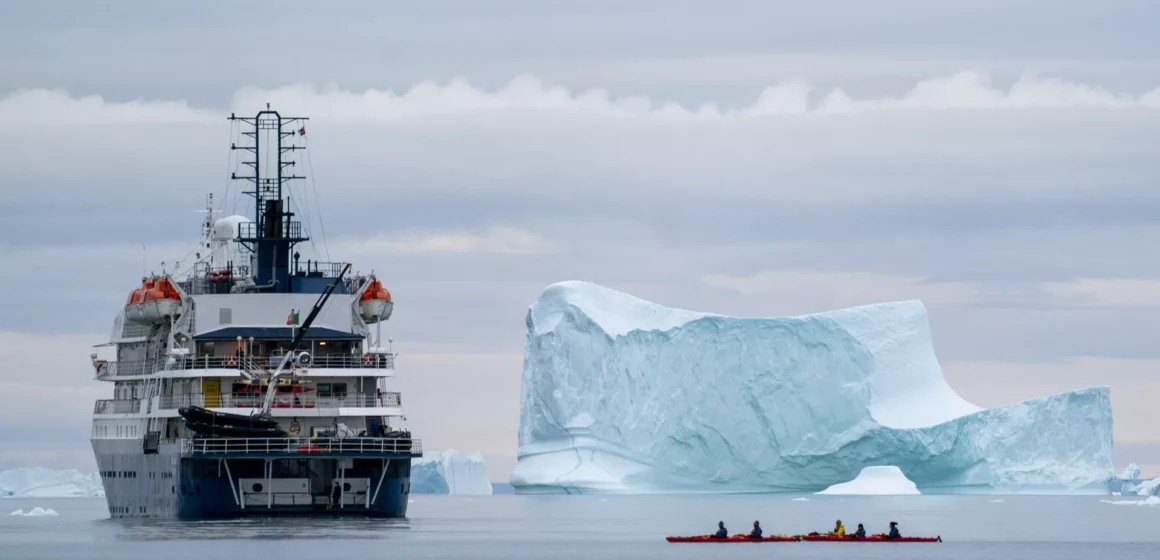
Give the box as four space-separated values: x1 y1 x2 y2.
748 520 763 538
712 521 728 538
853 523 866 538
886 521 900 539
831 519 846 536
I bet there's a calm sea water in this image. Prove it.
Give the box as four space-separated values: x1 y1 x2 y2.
3 494 1158 559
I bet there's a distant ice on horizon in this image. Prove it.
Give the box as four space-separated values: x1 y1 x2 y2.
0 468 104 499
411 450 493 495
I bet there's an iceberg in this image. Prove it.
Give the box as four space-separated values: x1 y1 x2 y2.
816 466 920 495
1122 477 1160 497
510 281 1115 494
1117 463 1142 481
1102 496 1160 506
411 450 494 495
1109 463 1144 494
9 507 59 517
0 468 104 498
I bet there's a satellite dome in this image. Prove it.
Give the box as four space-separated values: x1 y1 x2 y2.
213 215 251 242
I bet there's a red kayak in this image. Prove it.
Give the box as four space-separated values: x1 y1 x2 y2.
666 535 801 543
800 535 941 543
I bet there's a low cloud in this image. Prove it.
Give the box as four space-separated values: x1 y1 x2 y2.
234 72 1160 121
944 357 1160 443
701 269 985 315
1040 278 1160 307
4 72 1158 128
352 227 556 256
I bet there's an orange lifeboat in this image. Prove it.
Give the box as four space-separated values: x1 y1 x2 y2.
358 278 393 323
124 276 182 324
125 285 144 306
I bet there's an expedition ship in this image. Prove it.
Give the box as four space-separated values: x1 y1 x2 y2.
90 107 421 519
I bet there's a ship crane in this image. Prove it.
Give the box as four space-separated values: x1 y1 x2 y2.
256 262 352 419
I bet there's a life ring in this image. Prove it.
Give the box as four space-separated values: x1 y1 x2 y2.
362 354 374 366
226 355 237 366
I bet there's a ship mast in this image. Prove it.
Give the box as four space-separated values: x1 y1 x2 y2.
228 105 309 293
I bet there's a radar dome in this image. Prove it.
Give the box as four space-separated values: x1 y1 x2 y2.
213 215 251 242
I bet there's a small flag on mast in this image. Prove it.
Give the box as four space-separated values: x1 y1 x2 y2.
287 309 300 326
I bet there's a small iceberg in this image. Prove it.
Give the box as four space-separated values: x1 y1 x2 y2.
791 497 810 501
1122 477 1160 497
816 466 920 495
9 507 59 516
1100 496 1160 506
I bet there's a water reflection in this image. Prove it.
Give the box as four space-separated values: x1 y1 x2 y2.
102 516 411 541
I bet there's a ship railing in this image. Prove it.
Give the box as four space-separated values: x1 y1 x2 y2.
160 392 401 410
181 436 422 456
241 492 371 507
102 353 394 377
93 399 142 414
291 260 346 278
175 353 394 370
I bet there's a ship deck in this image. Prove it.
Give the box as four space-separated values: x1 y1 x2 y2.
178 436 422 459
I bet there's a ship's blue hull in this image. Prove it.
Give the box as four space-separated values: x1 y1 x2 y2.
93 438 413 519
176 472 410 519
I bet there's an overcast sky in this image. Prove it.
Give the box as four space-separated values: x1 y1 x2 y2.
1 1 1158 480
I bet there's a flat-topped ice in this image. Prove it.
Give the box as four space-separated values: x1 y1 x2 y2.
512 281 1114 494
411 450 493 495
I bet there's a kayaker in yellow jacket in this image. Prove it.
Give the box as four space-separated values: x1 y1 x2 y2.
831 520 846 536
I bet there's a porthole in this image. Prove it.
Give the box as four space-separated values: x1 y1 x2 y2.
252 483 263 493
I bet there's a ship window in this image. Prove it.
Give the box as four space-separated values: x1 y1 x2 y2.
317 383 347 398
219 308 232 325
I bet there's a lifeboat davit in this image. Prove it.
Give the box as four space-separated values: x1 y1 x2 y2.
359 279 393 323
124 276 182 324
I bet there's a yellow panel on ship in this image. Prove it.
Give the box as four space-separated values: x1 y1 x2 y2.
202 378 221 408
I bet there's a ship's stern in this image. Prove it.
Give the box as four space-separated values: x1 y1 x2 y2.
175 437 419 520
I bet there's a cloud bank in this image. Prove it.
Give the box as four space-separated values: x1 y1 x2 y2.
4 72 1159 126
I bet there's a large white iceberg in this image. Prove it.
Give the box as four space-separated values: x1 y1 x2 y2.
510 281 1114 494
411 450 494 495
0 468 104 498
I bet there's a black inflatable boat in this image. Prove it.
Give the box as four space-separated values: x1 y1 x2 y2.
178 406 279 429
